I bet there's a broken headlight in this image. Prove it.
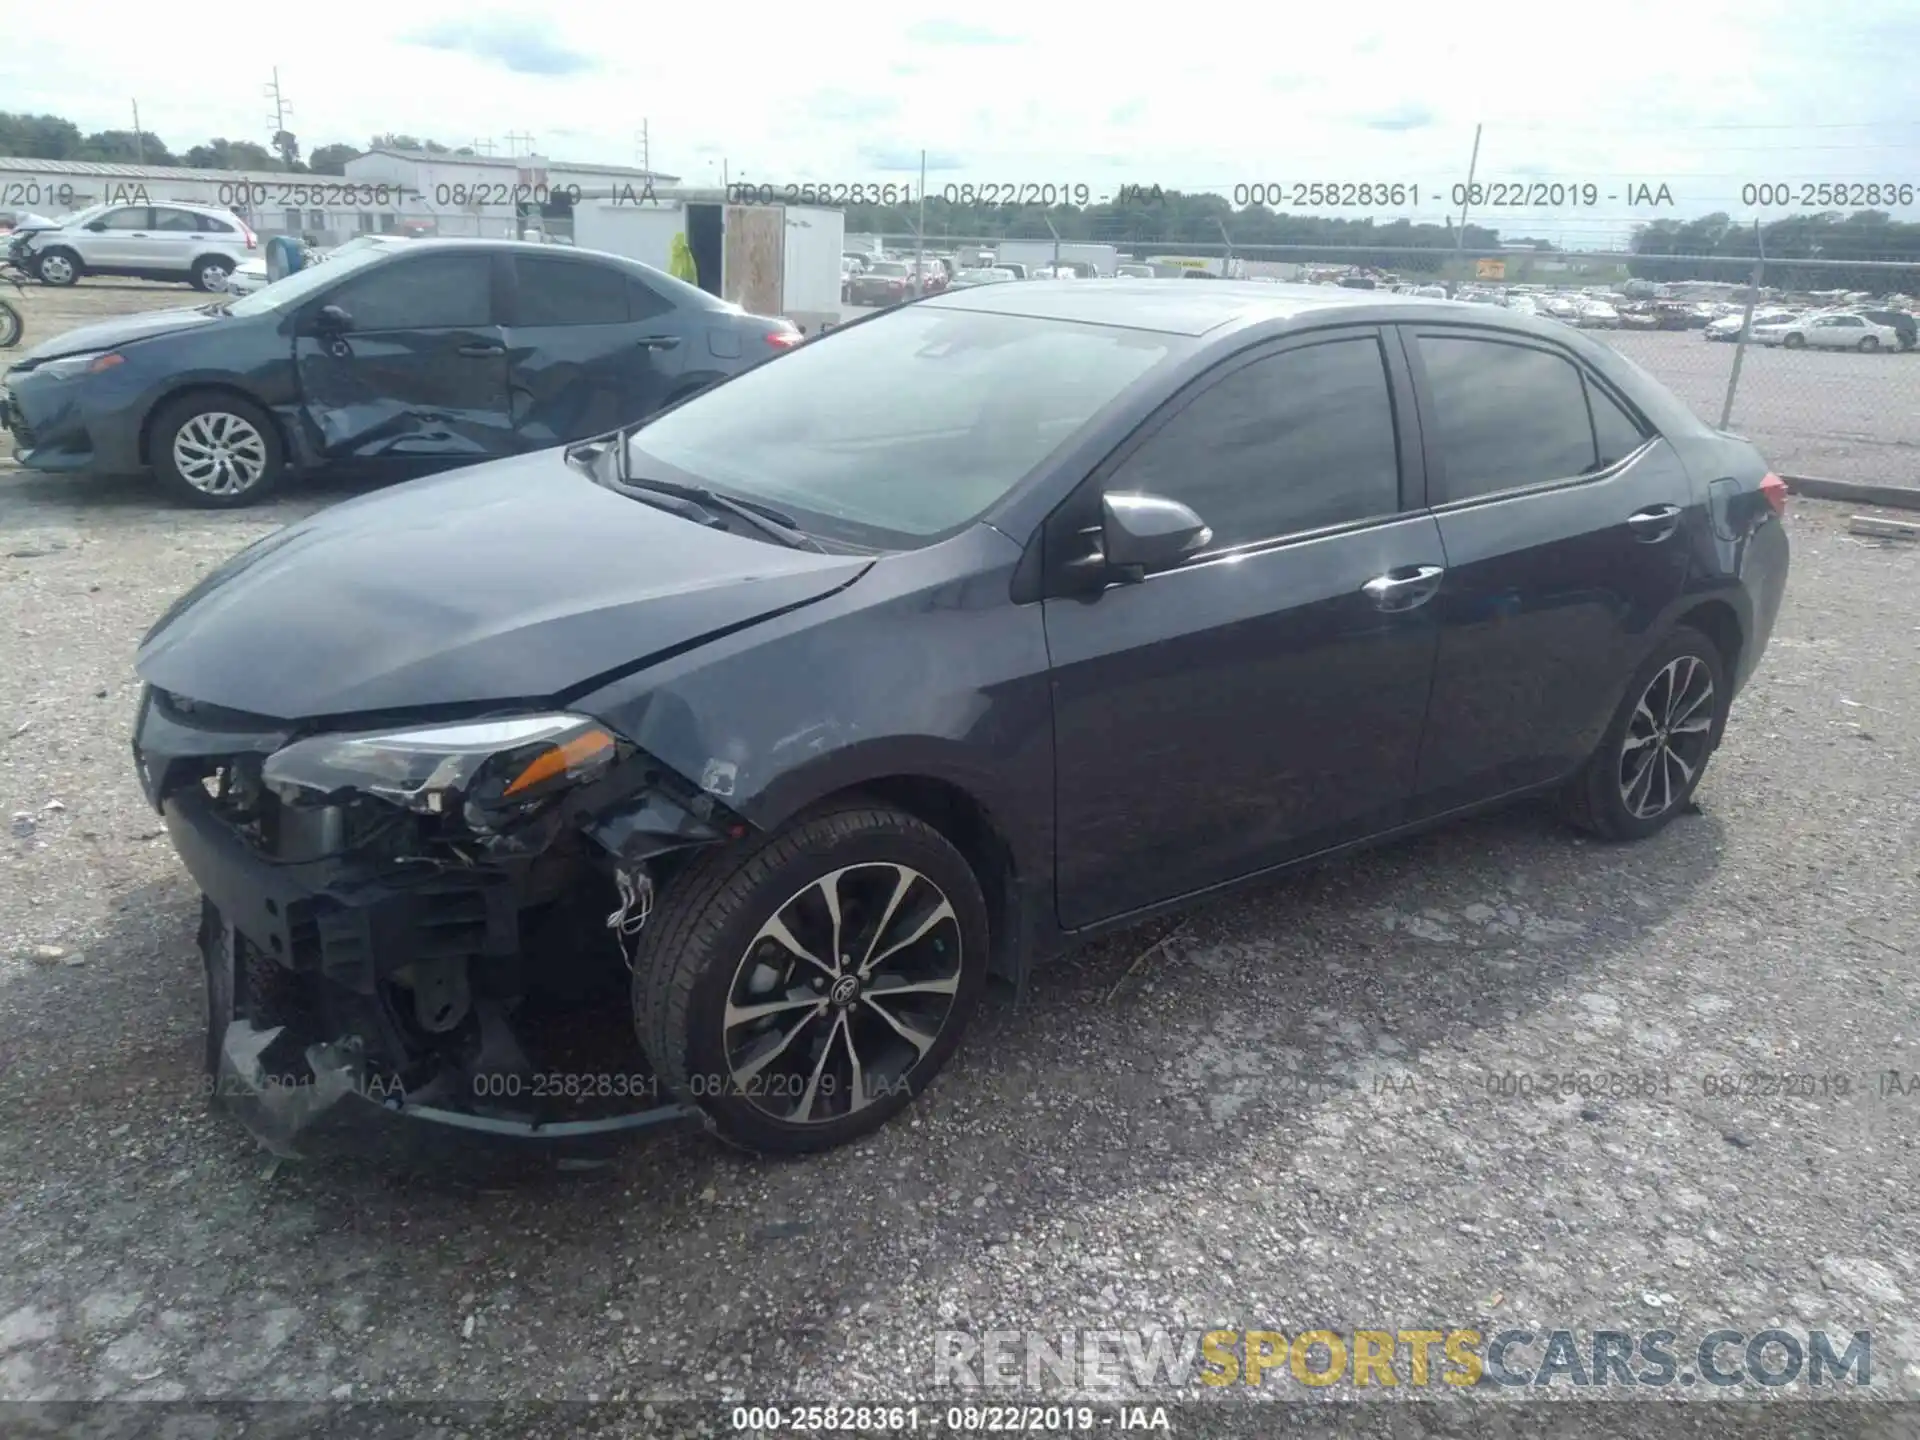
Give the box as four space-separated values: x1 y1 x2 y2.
261 714 621 833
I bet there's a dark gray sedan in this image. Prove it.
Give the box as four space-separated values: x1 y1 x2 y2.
132 281 1788 1158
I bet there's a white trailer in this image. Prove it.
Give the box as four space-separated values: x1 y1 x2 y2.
990 239 1121 277
568 187 844 334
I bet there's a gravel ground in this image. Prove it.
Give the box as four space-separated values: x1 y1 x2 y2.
1 279 1918 1433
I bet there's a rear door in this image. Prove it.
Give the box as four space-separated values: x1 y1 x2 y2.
502 253 688 447
294 249 515 464
1044 326 1445 928
1399 324 1694 817
148 206 207 272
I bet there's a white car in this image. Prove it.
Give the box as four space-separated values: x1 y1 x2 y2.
223 257 270 297
1753 312 1901 352
1574 300 1620 329
18 202 257 291
1705 309 1797 342
226 234 411 298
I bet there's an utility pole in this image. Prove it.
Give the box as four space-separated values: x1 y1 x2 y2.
504 131 537 158
471 138 497 157
131 100 144 163
1457 122 1483 274
636 121 650 175
265 68 291 136
916 149 928 297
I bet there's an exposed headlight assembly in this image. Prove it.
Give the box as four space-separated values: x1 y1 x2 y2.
36 351 124 380
262 714 621 832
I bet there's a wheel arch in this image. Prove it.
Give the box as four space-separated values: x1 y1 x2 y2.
1667 596 1744 746
138 382 290 469
775 773 1026 988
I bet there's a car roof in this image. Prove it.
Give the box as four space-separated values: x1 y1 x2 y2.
923 278 1464 337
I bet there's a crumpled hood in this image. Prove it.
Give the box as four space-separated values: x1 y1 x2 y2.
136 453 873 720
8 307 223 368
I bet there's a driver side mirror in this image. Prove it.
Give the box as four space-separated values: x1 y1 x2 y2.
312 304 354 334
1100 492 1212 581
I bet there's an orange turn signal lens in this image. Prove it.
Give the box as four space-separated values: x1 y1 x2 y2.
501 727 616 798
90 353 126 373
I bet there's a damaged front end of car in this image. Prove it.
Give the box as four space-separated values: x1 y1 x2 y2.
134 684 745 1157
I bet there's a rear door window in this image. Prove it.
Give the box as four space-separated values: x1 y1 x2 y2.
1414 335 1600 500
513 256 631 326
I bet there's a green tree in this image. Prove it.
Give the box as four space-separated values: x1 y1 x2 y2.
308 143 360 175
74 129 177 165
0 112 84 158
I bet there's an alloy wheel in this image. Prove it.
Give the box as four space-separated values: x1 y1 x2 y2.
1617 655 1715 821
172 411 269 496
723 862 962 1125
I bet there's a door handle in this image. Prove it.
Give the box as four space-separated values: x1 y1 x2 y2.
457 343 506 357
1626 504 1683 542
634 335 682 350
130 233 148 238
1362 564 1446 612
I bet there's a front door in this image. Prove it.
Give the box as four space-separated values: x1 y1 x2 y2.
1399 325 1694 816
1044 328 1444 929
294 250 515 465
80 206 154 268
502 253 688 447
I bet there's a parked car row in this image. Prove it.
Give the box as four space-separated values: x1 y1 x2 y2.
122 281 1788 1156
1710 306 1917 352
1 239 801 507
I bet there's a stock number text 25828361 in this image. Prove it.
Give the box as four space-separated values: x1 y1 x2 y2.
218 182 402 209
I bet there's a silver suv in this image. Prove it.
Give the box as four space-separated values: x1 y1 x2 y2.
21 203 258 291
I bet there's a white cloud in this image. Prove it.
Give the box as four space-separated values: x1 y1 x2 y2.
3 0 1916 244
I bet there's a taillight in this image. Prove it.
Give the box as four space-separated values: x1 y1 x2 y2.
765 330 801 349
1760 472 1788 516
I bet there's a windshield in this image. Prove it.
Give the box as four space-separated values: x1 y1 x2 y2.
224 245 394 316
624 306 1177 547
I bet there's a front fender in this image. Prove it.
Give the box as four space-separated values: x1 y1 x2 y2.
567 525 1056 888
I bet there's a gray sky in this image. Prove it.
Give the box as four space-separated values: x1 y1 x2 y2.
5 0 1918 246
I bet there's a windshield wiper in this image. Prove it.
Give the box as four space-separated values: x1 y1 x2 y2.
622 475 825 551
564 432 825 551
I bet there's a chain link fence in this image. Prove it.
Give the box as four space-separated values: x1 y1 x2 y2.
854 230 1920 490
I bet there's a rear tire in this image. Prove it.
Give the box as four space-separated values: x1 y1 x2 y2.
150 391 286 508
634 802 989 1155
1560 625 1728 841
1783 332 1806 349
191 256 234 293
1858 336 1880 353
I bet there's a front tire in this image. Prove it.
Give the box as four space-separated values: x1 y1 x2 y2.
35 248 80 286
1783 332 1806 349
150 392 286 508
634 802 989 1154
1561 625 1728 841
1858 336 1880 353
